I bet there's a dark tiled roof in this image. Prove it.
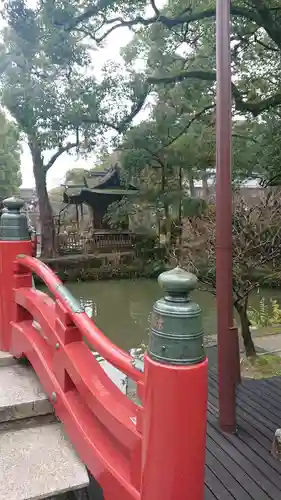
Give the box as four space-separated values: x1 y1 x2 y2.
64 166 137 200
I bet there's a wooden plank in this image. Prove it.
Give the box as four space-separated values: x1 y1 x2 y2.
206 447 253 499
208 378 276 465
207 433 273 499
255 379 281 402
208 400 272 455
208 420 281 498
235 397 277 434
239 378 281 405
206 367 281 499
261 378 281 392
208 377 276 441
205 466 235 499
208 411 281 489
238 380 281 412
209 366 281 412
205 483 220 500
236 389 280 426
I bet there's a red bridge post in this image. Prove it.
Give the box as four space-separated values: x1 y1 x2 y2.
3 200 208 498
141 268 208 500
0 197 33 351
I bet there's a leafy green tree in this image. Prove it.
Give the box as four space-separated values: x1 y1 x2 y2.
117 72 215 232
0 0 148 256
48 186 64 204
119 1 281 188
228 115 281 187
45 0 281 117
3 0 281 256
118 78 266 207
48 168 89 203
0 111 21 201
0 1 93 255
251 115 281 187
64 168 90 185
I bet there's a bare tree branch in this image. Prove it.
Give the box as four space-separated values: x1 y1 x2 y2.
63 0 111 30
148 70 281 116
81 84 150 134
232 133 258 144
67 6 261 34
118 85 150 131
81 115 121 133
147 70 216 85
161 104 215 151
251 0 281 48
45 142 78 172
150 0 160 17
57 3 281 120
92 6 260 44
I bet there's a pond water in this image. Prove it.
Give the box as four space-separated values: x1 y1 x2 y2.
65 278 281 352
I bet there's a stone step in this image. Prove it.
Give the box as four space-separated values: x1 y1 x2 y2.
0 350 17 367
0 421 89 500
0 363 52 423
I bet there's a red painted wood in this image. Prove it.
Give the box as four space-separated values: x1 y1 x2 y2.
0 240 33 351
11 257 143 497
141 356 208 500
0 249 208 499
15 255 143 388
14 288 141 448
10 321 140 500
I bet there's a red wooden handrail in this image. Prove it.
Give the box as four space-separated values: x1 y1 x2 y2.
0 201 208 500
14 287 141 447
16 254 143 384
10 318 141 499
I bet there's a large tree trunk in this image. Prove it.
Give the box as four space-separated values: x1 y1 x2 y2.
235 298 256 357
31 144 55 258
187 171 196 197
178 166 183 245
201 172 209 200
161 163 170 242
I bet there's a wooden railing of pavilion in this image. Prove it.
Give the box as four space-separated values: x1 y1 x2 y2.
57 230 136 255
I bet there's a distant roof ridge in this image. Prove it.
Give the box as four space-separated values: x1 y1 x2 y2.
89 170 109 177
89 164 120 189
89 164 118 178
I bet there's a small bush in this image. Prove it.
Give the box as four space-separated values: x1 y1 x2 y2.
248 297 281 327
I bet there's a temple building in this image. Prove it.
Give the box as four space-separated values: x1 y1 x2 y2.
63 166 137 231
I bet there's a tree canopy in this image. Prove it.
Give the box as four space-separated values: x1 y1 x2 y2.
116 0 281 189
1 0 281 254
42 0 281 117
0 111 21 201
0 0 149 255
64 167 90 185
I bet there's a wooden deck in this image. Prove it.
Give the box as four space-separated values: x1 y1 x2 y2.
206 369 281 499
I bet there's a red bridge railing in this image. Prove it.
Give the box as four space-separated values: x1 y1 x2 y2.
0 197 208 500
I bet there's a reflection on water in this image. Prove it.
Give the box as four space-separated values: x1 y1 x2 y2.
67 279 159 351
79 297 97 318
65 278 281 352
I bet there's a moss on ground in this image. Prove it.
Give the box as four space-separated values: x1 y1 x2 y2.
241 353 281 379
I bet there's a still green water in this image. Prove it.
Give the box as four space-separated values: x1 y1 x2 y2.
65 279 281 351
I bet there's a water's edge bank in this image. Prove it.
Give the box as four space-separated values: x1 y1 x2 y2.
39 253 164 283
39 253 281 289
